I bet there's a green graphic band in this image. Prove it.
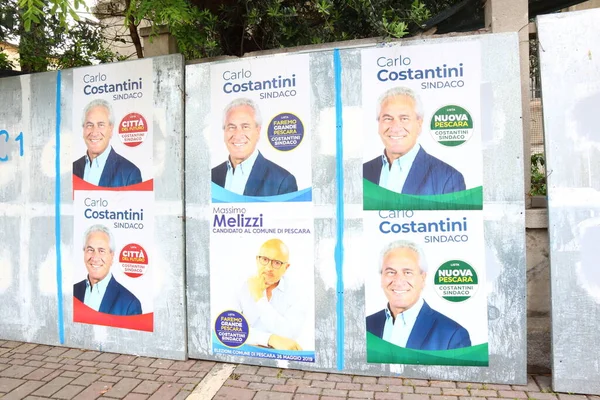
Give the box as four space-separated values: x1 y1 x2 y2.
367 333 489 366
363 180 483 210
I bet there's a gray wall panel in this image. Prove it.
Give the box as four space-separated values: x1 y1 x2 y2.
186 33 526 383
537 9 600 394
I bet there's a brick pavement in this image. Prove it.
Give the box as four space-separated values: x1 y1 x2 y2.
0 340 586 400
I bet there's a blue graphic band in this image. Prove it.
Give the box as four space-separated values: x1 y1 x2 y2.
333 48 344 371
55 70 64 344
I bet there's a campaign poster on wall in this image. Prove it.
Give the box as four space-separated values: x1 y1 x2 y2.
72 60 154 332
364 210 488 366
361 41 482 211
209 54 315 363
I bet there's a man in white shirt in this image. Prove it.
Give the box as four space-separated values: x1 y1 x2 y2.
211 98 297 196
235 238 306 350
366 240 470 350
363 87 465 195
73 99 142 188
73 224 141 316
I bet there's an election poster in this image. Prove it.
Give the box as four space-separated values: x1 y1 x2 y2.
364 210 488 366
72 59 154 332
209 54 315 363
361 41 482 211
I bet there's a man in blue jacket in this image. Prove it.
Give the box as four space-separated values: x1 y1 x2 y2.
73 224 142 316
211 98 297 197
363 87 465 195
73 99 142 188
366 240 470 351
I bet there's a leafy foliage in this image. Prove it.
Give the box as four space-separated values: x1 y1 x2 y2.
1 0 117 72
530 152 547 196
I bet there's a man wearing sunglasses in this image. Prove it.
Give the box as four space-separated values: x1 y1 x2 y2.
235 238 306 351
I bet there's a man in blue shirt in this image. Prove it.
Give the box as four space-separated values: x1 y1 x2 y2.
366 240 470 351
73 99 142 188
363 87 465 195
211 98 297 197
73 224 142 316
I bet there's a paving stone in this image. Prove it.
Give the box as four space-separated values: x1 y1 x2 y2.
248 382 274 391
133 375 156 382
71 381 112 400
42 349 68 358
279 371 304 379
146 383 183 400
354 377 378 384
2 343 22 349
1 367 37 379
238 374 262 383
132 381 161 395
327 374 352 383
114 366 136 372
42 370 64 382
257 367 281 377
102 378 141 399
77 362 97 368
416 387 443 395
224 379 249 388
443 389 470 396
12 346 38 355
71 374 100 387
93 354 118 364
527 392 558 400
363 384 389 392
0 378 25 392
168 361 195 372
23 362 45 369
213 386 256 400
292 395 319 400
31 377 74 397
431 381 458 389
26 356 46 362
156 376 178 383
336 382 361 390
130 359 155 369
132 369 155 375
296 387 321 395
97 370 118 377
388 385 414 393
23 369 56 381
153 369 175 377
111 356 136 366
233 365 258 375
182 384 195 391
60 365 81 373
254 392 294 400
147 360 172 370
512 377 539 392
349 390 375 399
95 363 116 370
534 376 552 392
376 393 405 400
304 373 327 381
60 351 84 360
1 380 45 400
0 364 10 373
51 385 85 400
176 377 201 385
485 385 513 391
10 355 29 361
405 379 430 387
189 361 215 373
309 380 335 389
8 360 28 366
470 390 498 397
75 352 102 361
263 377 287 385
115 371 139 379
403 394 431 400
499 390 527 398
122 394 148 400
60 373 82 379
322 389 348 397
99 377 122 384
378 377 404 386
61 360 81 367
28 347 54 356
172 371 195 378
557 395 588 400
272 385 297 393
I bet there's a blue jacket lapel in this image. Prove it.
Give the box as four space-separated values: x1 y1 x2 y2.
98 276 119 314
406 300 435 349
364 156 383 185
98 148 117 187
244 152 266 196
402 147 430 194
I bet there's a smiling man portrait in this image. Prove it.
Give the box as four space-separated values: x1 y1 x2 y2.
234 238 307 350
366 240 470 351
363 86 465 195
73 224 142 316
73 99 142 188
211 98 297 196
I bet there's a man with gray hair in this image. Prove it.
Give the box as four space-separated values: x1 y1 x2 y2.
211 97 297 196
73 99 142 188
363 86 465 195
73 224 142 316
366 240 470 350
